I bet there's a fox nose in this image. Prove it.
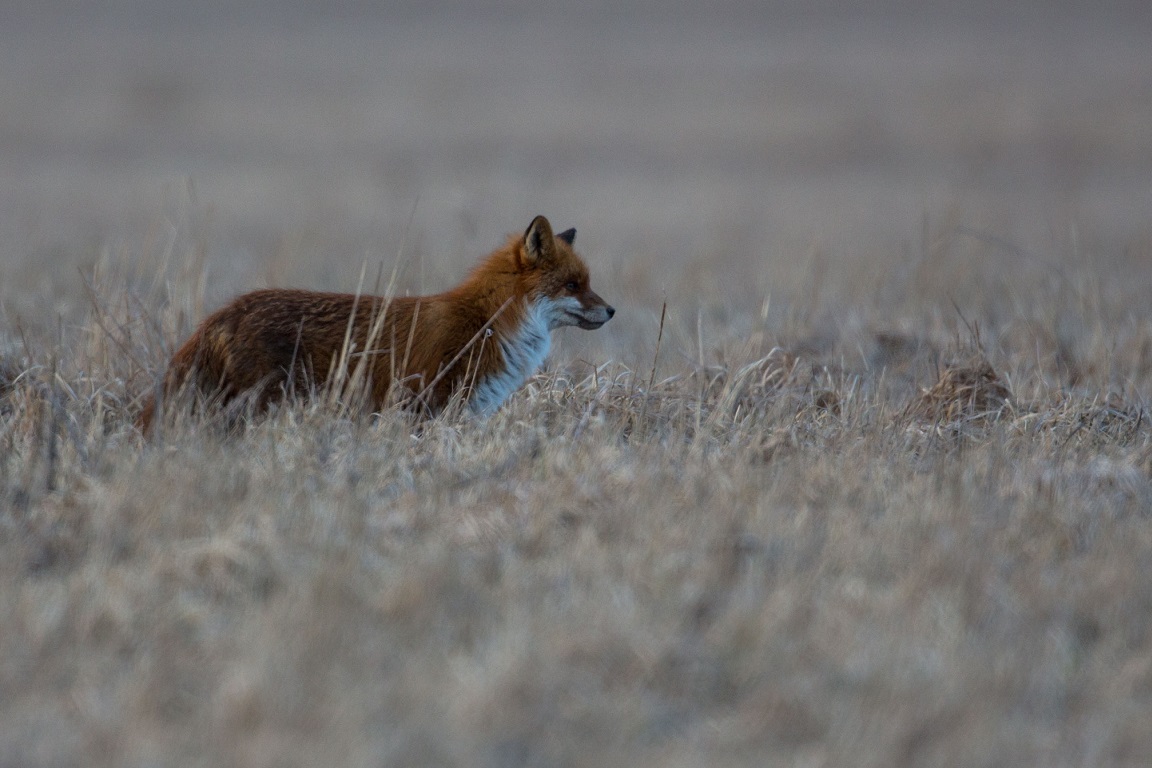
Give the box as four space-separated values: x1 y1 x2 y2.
606 306 616 318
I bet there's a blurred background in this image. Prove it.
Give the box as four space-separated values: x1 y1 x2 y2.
1 0 1150 365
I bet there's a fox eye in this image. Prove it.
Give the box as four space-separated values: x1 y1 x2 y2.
565 281 579 292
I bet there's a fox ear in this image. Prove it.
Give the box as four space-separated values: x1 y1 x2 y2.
522 215 555 267
556 228 576 246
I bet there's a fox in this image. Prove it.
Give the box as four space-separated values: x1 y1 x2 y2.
137 215 614 433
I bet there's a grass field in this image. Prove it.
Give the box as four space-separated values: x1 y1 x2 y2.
4 4 1152 766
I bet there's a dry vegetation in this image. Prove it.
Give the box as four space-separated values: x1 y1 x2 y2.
3 213 1152 767
4 4 1152 764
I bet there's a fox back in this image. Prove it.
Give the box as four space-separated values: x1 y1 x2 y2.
137 215 614 432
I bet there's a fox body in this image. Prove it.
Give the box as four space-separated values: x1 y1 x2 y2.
138 215 613 431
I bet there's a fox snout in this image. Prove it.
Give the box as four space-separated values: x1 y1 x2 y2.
573 292 615 330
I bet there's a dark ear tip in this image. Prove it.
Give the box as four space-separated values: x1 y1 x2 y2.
557 227 576 245
526 214 549 233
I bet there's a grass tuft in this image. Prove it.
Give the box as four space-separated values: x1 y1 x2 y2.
908 353 1013 425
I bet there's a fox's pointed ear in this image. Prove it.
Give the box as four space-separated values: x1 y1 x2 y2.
522 215 555 267
556 227 576 246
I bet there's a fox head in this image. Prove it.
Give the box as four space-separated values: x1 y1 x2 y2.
518 215 615 330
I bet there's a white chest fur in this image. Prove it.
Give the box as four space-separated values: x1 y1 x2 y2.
469 300 552 415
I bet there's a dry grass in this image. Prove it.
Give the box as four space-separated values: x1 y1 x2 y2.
3 213 1152 768
5 6 1152 763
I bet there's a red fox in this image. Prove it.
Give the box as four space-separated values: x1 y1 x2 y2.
138 215 614 432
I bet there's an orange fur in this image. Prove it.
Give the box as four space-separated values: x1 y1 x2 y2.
137 215 613 432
